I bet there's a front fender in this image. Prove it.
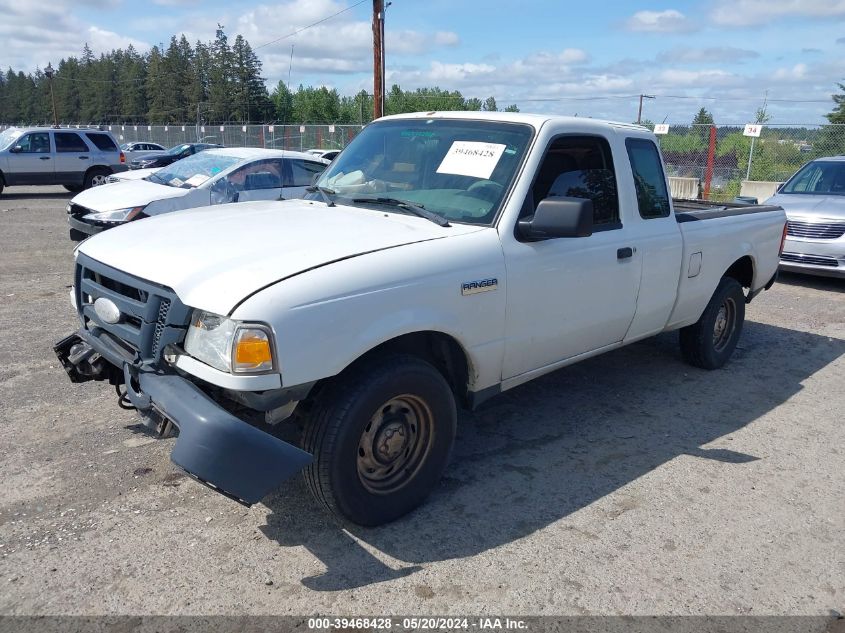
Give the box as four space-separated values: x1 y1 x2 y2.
232 229 507 392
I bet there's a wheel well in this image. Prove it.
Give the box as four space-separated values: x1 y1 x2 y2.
724 255 754 288
344 332 472 407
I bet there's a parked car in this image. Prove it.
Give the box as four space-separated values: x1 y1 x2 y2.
67 148 329 240
120 141 166 160
765 156 845 278
128 142 222 170
306 148 341 161
0 126 126 195
55 112 785 525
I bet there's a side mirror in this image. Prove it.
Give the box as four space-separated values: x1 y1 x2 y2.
518 197 593 240
776 183 784 192
9 145 22 153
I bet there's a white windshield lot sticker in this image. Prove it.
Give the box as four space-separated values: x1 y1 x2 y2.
436 141 507 180
186 174 209 187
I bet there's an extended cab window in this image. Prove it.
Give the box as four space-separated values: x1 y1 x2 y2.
85 133 118 152
527 135 620 227
626 138 671 219
55 132 89 153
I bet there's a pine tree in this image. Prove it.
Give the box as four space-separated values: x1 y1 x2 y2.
208 24 234 123
483 96 497 112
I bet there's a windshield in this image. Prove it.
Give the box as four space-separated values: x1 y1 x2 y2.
311 118 534 225
781 161 845 196
149 152 242 188
0 128 23 151
166 144 190 156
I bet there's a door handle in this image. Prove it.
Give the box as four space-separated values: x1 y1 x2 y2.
617 247 634 259
39 156 51 160
78 156 89 160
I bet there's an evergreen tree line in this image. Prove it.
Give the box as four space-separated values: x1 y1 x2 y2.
0 26 519 126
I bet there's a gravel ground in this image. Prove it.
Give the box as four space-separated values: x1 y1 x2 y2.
0 186 843 618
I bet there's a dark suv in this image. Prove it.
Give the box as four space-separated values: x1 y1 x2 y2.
0 126 126 195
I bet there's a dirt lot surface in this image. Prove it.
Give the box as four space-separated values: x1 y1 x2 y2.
0 186 843 617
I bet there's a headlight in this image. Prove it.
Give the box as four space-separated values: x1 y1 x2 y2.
183 310 275 374
82 206 146 223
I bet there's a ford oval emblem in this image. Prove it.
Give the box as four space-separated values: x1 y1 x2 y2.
93 297 121 324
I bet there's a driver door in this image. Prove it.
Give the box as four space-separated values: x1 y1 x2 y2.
6 132 54 185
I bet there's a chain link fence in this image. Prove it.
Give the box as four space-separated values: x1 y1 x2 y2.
3 120 844 202
0 122 364 153
652 123 845 202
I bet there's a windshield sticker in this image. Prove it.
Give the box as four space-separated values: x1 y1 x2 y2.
185 174 209 187
436 141 507 180
168 178 185 187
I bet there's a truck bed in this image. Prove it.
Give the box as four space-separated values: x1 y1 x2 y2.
673 198 783 223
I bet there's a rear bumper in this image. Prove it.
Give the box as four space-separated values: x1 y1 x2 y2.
55 328 312 505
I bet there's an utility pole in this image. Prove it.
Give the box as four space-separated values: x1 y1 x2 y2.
637 94 655 125
372 0 384 120
44 63 59 127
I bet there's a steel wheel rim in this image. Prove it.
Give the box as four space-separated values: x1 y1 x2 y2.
91 174 108 186
712 297 736 352
357 394 434 494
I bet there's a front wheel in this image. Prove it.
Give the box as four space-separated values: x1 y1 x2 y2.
302 354 457 526
63 184 83 193
679 277 746 369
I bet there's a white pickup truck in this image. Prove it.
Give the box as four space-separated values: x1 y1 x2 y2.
55 112 786 526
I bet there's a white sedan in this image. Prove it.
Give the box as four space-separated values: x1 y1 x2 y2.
67 148 329 240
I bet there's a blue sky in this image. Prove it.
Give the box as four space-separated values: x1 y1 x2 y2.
3 0 845 123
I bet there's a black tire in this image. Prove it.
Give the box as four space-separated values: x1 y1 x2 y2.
63 184 83 193
680 277 746 369
0 173 4 196
302 354 457 526
69 228 87 241
83 168 110 189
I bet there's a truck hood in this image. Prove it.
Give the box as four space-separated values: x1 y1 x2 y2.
765 193 845 221
72 178 190 212
77 199 485 315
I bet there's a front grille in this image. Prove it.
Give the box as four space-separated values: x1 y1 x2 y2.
786 220 845 240
75 253 191 363
780 252 840 268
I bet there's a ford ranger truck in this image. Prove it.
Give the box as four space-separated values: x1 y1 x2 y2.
55 112 787 526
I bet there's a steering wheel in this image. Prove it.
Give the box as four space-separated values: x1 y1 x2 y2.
466 179 504 202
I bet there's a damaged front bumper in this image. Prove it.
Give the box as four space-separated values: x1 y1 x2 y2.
54 330 313 505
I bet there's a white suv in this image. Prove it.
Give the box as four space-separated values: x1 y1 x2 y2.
0 126 126 195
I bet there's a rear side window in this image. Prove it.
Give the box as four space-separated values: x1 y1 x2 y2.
288 159 327 187
85 133 118 152
55 132 89 153
626 138 671 219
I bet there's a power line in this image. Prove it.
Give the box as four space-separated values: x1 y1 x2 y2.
254 0 368 51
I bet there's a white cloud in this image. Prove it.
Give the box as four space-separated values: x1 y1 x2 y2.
625 9 697 33
0 0 147 71
657 68 740 87
711 0 845 26
772 63 808 80
656 47 759 64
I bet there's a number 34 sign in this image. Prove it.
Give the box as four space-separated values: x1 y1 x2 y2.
743 124 762 137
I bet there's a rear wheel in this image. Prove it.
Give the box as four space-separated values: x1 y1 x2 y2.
0 174 4 196
83 168 110 189
680 277 746 369
302 354 457 526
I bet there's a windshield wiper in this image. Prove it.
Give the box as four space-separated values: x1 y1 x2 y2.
306 185 336 207
351 196 450 227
